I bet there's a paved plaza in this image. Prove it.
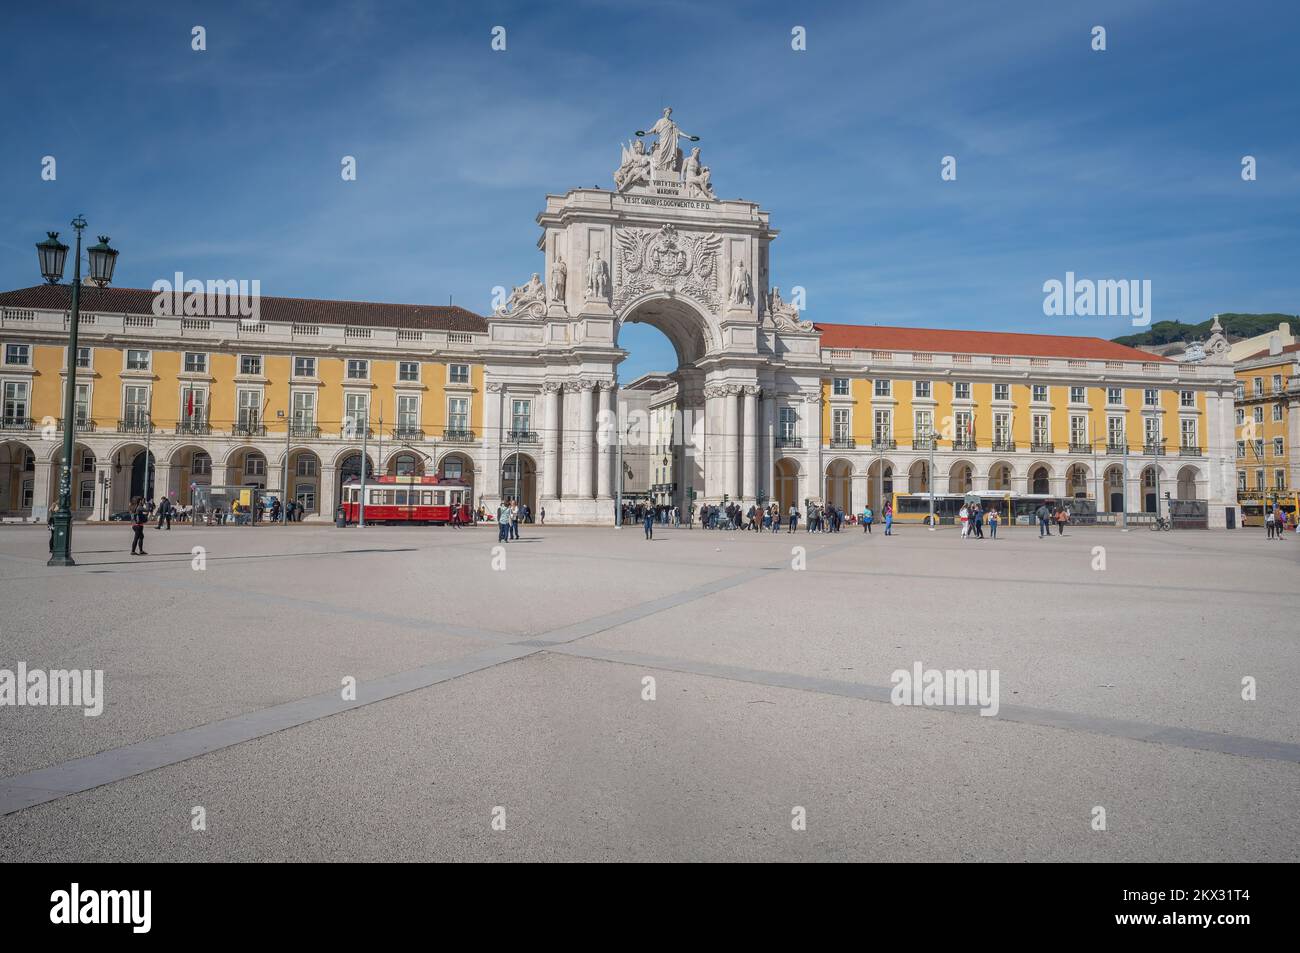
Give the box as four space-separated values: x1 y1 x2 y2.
0 520 1296 862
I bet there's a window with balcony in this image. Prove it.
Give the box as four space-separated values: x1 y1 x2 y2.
183 352 208 373
5 344 31 366
126 349 150 371
179 387 206 430
993 412 1011 447
1234 382 1244 400
448 397 469 434
123 385 150 428
954 411 973 446
1070 415 1087 447
1144 416 1161 448
1253 378 1262 396
510 399 531 437
237 390 261 431
1181 419 1197 449
1107 416 1125 449
914 410 933 443
292 392 316 434
397 395 420 435
778 406 797 441
1031 414 1050 448
831 408 850 444
1273 374 1283 394
345 393 369 434
2 380 30 426
873 409 892 444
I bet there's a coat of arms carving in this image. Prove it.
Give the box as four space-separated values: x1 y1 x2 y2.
614 224 722 312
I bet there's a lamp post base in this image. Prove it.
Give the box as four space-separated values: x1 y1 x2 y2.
48 511 75 566
47 555 77 567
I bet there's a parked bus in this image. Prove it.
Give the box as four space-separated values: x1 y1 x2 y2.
1238 496 1298 528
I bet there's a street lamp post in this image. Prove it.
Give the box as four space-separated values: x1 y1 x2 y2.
40 219 118 567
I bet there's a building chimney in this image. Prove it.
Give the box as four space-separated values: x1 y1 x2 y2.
1268 332 1282 356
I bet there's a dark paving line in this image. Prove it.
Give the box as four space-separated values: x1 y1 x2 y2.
0 542 844 816
0 643 540 815
550 643 1300 765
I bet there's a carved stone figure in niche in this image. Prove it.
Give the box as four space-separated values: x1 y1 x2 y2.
586 250 610 300
549 255 567 302
683 147 714 199
730 258 752 306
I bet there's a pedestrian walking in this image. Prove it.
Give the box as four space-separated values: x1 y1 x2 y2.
130 497 148 555
1055 506 1069 535
1036 503 1051 538
987 507 999 539
883 503 893 535
862 505 873 534
643 508 654 540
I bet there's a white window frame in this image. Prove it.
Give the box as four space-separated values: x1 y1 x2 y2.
293 356 317 379
954 381 971 401
238 353 263 377
398 361 421 383
183 351 208 374
448 363 470 385
914 380 931 399
125 348 151 372
832 377 849 397
993 383 1010 402
346 358 370 381
873 379 891 398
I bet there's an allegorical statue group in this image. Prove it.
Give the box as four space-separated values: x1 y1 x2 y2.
615 107 715 199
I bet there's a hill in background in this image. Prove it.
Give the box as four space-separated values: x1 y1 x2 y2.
1113 313 1297 347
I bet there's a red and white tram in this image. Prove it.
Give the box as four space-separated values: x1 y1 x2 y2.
339 474 472 525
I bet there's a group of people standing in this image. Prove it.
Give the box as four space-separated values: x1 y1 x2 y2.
957 502 1000 539
495 498 528 542
1264 505 1292 539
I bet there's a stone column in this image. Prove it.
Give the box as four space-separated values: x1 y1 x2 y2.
742 385 759 503
30 460 52 520
317 464 337 521
597 382 613 500
155 464 174 502
803 392 823 505
763 391 776 504
542 382 561 500
702 383 723 500
723 385 740 500
851 473 868 515
577 380 595 499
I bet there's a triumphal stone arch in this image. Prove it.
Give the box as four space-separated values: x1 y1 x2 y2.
480 108 823 523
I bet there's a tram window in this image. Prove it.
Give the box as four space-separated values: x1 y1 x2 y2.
450 491 462 504
395 490 408 505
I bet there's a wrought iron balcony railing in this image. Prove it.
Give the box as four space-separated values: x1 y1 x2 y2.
1178 445 1202 457
175 421 210 435
991 439 1016 452
912 435 935 450
116 419 153 434
1 416 34 431
828 437 856 449
775 436 802 449
506 430 539 443
871 438 896 450
393 427 424 441
952 439 977 451
290 424 320 438
56 419 96 433
1143 443 1166 456
1106 443 1128 455
233 424 267 437
1030 441 1054 453
1068 442 1092 454
442 429 476 443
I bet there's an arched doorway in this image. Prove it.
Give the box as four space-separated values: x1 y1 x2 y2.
1141 466 1159 513
387 451 425 477
774 458 800 513
47 443 96 517
907 460 929 494
988 461 1014 492
227 448 268 490
130 449 156 500
866 459 894 511
1104 465 1125 513
335 451 374 508
0 440 37 515
1028 464 1050 496
1065 463 1089 499
1176 465 1199 500
169 444 211 506
948 460 974 494
438 451 475 504
824 459 853 509
501 452 537 514
289 449 322 516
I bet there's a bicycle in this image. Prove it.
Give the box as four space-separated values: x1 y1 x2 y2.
1149 515 1172 531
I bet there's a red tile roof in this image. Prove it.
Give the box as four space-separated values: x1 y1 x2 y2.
0 285 487 333
813 322 1170 362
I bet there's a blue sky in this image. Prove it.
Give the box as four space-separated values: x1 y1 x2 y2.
2 0 1297 380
